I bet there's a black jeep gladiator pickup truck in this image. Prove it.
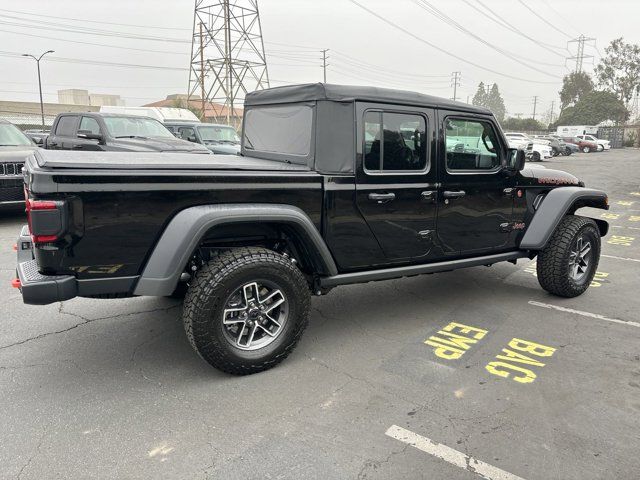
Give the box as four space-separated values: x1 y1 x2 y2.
14 83 609 375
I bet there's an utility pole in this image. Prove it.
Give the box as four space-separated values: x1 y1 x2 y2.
321 49 329 83
188 0 269 128
549 100 555 124
532 96 539 121
567 35 595 73
450 71 461 101
22 50 54 131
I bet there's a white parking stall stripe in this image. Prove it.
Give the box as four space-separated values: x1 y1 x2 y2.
528 301 640 328
601 254 640 263
385 425 527 480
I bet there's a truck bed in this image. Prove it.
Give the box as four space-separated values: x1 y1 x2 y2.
32 149 311 171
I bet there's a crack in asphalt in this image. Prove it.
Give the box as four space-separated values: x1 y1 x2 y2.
16 429 46 480
0 303 181 352
356 443 410 479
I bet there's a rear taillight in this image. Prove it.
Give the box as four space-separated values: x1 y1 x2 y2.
24 187 63 245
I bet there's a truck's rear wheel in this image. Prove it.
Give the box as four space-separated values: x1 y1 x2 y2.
536 215 600 298
182 247 310 375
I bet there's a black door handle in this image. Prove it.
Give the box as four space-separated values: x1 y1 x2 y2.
368 192 396 203
421 190 437 201
443 190 466 199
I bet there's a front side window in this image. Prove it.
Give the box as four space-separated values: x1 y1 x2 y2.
363 111 427 172
243 104 313 159
0 123 33 146
79 117 101 135
103 116 174 139
445 118 501 171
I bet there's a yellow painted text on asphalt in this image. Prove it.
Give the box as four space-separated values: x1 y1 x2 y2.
424 322 488 360
485 338 556 384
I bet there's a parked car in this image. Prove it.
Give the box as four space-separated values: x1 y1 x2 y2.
165 122 240 155
576 134 610 152
0 119 38 209
45 113 210 153
547 134 578 155
23 129 49 147
100 106 200 123
13 83 609 375
563 136 598 153
504 132 551 161
533 135 571 156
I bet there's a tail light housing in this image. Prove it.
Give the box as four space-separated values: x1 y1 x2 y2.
24 187 65 245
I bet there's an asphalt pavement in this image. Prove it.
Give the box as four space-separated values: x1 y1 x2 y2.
1 149 639 479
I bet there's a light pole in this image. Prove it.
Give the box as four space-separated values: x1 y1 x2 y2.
22 50 54 131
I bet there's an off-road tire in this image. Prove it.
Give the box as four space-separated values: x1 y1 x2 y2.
182 247 311 375
536 215 600 298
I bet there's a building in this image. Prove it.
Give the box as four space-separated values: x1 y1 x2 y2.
0 100 99 129
57 89 124 107
143 94 242 127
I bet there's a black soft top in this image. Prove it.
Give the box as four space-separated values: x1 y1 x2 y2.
245 82 490 114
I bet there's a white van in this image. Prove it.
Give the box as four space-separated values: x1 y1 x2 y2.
556 125 598 138
99 106 200 124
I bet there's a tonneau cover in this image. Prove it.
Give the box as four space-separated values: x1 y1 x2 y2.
32 149 310 171
245 82 491 115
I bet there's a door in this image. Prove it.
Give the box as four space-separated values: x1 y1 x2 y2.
355 103 438 261
48 115 79 150
74 116 104 151
436 113 515 255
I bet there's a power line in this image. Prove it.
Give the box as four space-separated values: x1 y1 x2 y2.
411 0 564 73
0 7 191 31
346 0 559 85
464 0 567 58
517 0 572 40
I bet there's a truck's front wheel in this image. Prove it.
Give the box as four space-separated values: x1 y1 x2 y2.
536 215 600 298
182 247 310 375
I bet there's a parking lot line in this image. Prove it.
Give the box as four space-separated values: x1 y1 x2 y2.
601 254 640 263
385 425 526 480
528 301 640 328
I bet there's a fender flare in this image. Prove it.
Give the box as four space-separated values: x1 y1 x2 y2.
133 204 338 296
520 187 609 250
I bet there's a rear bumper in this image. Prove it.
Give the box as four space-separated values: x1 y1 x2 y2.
17 258 77 305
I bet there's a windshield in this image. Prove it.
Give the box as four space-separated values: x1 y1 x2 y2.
0 123 33 146
198 125 240 143
103 116 174 139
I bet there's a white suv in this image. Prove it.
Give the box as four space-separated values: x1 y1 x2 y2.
504 132 552 162
576 134 610 152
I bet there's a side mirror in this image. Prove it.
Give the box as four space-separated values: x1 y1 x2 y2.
187 135 197 143
77 130 103 141
507 148 526 171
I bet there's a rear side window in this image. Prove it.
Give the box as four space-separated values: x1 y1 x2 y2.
243 104 313 159
445 118 501 171
364 111 427 172
55 116 78 136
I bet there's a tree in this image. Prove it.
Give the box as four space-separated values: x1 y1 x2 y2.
554 90 629 126
472 82 487 108
501 117 545 131
594 37 640 106
559 72 593 110
485 84 506 122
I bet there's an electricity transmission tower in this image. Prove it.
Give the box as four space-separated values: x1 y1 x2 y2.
188 0 270 126
450 71 461 101
567 35 595 73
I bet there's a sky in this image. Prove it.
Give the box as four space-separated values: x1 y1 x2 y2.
0 0 639 120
